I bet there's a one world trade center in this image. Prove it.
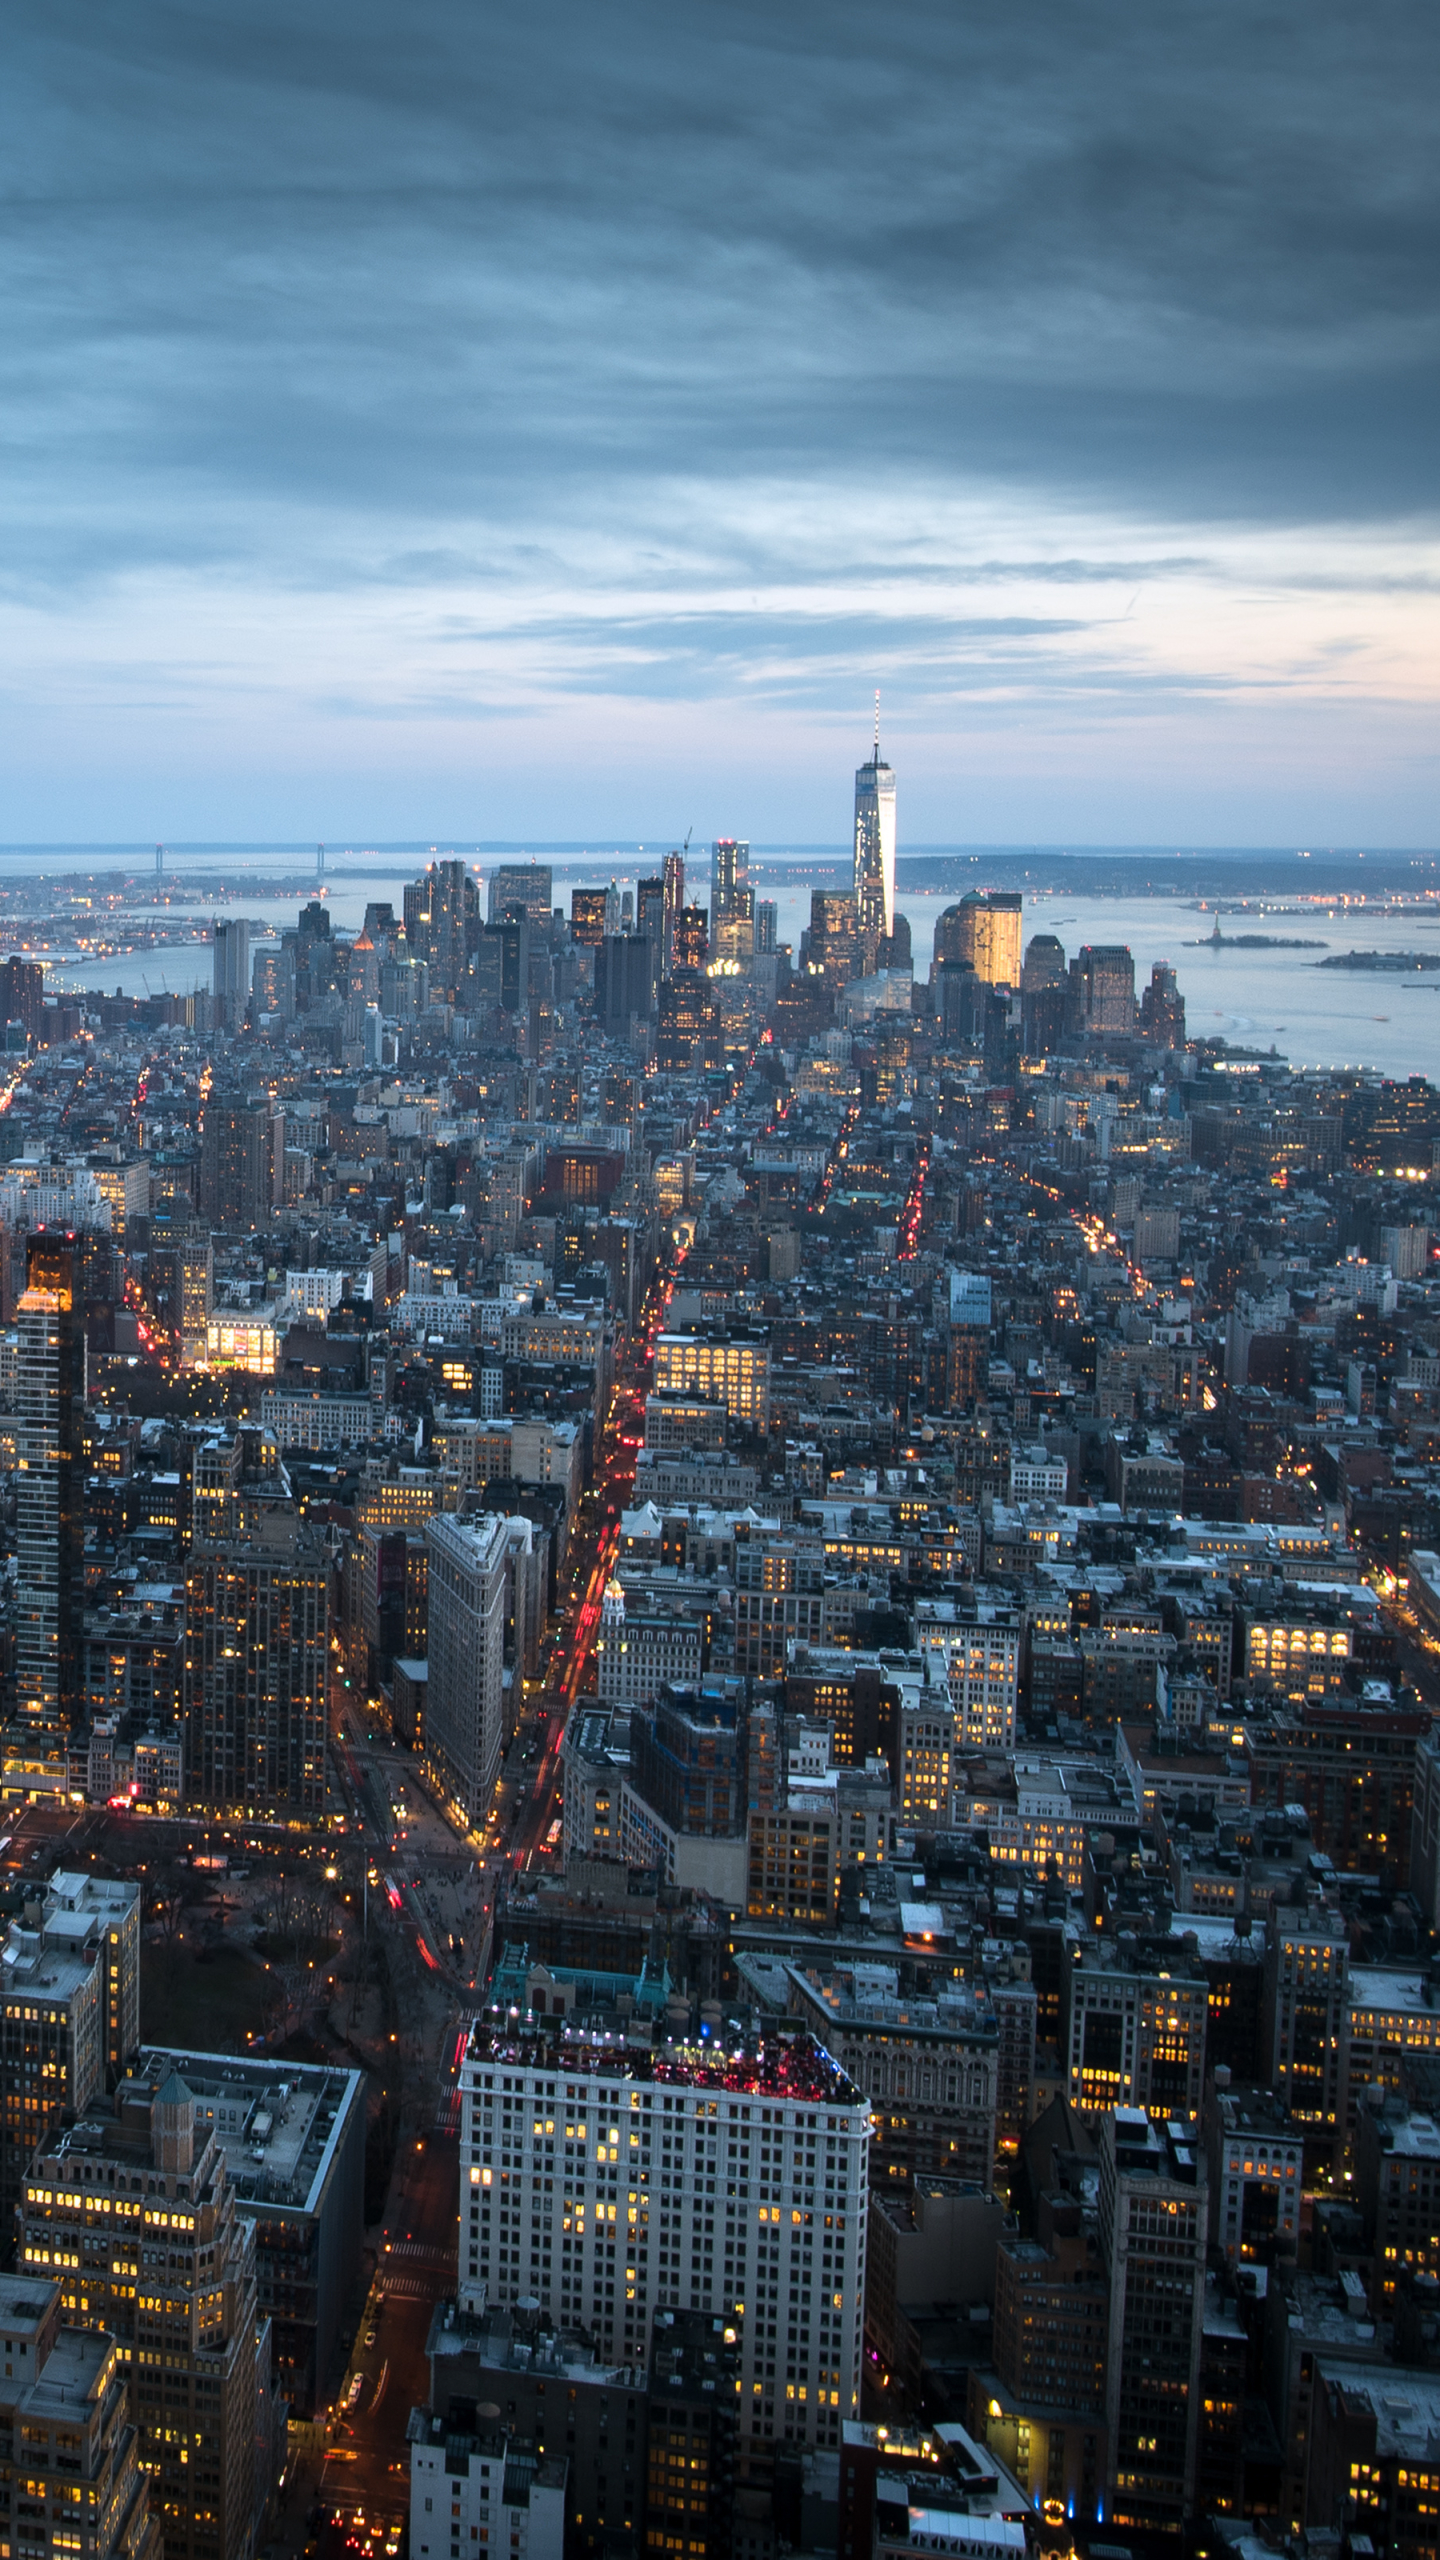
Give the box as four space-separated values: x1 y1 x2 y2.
853 703 896 944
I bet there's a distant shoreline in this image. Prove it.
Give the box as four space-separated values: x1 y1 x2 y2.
1317 949 1440 972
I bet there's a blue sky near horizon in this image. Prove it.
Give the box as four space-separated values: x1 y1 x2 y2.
2 1 1437 846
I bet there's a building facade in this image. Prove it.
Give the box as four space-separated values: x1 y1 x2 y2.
182 1508 329 1816
424 1513 508 1829
853 741 897 943
14 1234 86 1757
458 2029 868 2451
0 2276 160 2560
1097 2110 1206 2533
19 2072 268 2560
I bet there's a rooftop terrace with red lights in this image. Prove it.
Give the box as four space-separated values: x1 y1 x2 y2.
465 2023 863 2109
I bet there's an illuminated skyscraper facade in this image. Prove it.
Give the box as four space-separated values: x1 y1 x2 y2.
570 887 610 951
673 905 709 972
1072 943 1137 1036
710 839 750 926
954 891 1023 988
852 734 896 942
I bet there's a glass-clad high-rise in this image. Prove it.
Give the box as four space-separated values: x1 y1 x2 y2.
853 728 896 941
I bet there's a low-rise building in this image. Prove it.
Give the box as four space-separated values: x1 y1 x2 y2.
783 1962 998 2188
1203 2077 1304 2262
1355 2103 1440 2307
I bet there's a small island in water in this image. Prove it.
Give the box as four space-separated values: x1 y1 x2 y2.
1317 949 1440 972
1185 920 1327 949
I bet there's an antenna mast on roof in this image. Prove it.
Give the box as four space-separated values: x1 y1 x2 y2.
874 690 880 759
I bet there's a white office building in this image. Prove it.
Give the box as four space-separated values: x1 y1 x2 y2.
410 2425 564 2560
459 2028 869 2450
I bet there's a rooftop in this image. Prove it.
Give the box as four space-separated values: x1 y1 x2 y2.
788 1963 997 2045
426 2298 643 2390
1314 2358 1440 2460
0 2275 55 2333
21 2327 113 2420
465 2025 864 2109
1350 1967 1439 2016
1373 2112 1440 2161
135 2046 363 2213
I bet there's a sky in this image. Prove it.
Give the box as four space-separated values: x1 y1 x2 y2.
2 0 1438 847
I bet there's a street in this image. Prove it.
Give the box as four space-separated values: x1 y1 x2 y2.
501 1266 674 1876
277 1259 678 2560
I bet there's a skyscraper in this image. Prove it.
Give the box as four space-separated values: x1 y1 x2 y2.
0 1872 141 2243
487 862 553 927
0 955 44 1043
20 2069 267 2560
1140 960 1187 1047
806 891 862 990
672 905 709 972
709 839 750 926
211 920 250 1032
595 935 655 1037
661 851 686 974
1020 931 1067 990
655 971 721 1072
249 941 295 1022
424 1513 508 1829
1097 2109 1206 2531
569 887 610 951
1261 1901 1349 2133
636 876 666 985
953 891 1023 988
477 912 530 1015
182 1505 329 1815
1071 944 1137 1036
15 1232 85 1749
199 1098 283 1233
179 1224 214 1368
405 859 479 1002
852 720 896 942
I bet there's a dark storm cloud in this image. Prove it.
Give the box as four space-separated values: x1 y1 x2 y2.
3 0 1437 582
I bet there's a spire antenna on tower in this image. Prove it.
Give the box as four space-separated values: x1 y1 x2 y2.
874 689 880 758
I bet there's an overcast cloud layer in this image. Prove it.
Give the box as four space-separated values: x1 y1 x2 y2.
1 0 1437 843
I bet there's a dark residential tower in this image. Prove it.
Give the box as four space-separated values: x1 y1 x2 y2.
15 1232 85 1751
199 1098 283 1232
